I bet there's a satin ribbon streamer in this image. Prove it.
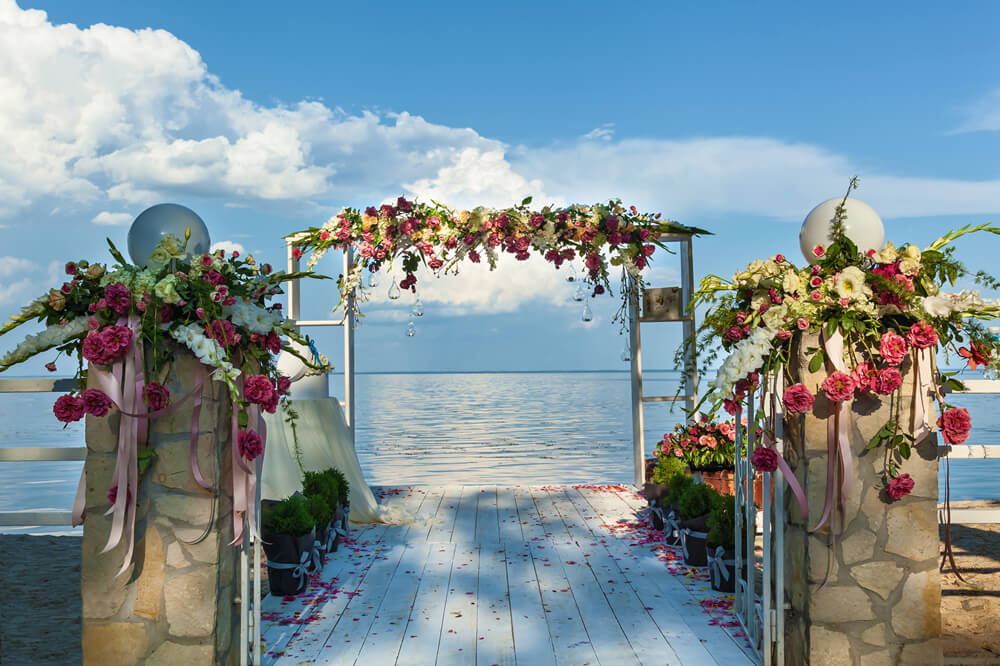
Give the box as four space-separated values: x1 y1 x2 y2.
708 545 735 584
911 348 932 442
266 551 310 587
812 330 854 534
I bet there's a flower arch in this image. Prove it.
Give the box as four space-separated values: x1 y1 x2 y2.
287 196 709 325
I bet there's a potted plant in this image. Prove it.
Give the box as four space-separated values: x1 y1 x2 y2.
647 455 687 529
303 470 340 553
323 468 350 536
261 494 315 596
706 493 737 592
659 417 737 496
677 482 718 566
305 494 333 569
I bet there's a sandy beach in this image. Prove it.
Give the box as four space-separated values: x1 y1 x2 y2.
0 518 997 665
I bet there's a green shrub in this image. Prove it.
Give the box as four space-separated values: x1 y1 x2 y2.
677 482 718 520
306 494 333 528
323 468 349 505
262 495 314 537
662 472 695 508
651 455 686 485
303 470 339 510
707 493 736 549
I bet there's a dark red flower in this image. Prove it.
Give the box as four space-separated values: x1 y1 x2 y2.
886 473 914 500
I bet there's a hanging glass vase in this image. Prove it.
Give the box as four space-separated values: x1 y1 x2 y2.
572 284 585 302
581 304 593 322
368 272 378 289
620 346 631 362
412 299 423 317
388 281 401 300
406 320 416 337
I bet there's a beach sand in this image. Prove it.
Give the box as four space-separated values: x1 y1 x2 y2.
0 520 997 665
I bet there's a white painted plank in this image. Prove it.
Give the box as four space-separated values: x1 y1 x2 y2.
576 486 752 664
475 486 500 545
497 486 524 544
396 543 458 666
427 485 462 543
504 540 557 666
476 544 515 666
514 487 547 545
534 488 639 666
564 488 719 665
528 536 599 666
406 486 446 543
452 485 480 545
354 543 434 665
436 544 480 665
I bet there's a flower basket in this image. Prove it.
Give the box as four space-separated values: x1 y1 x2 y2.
706 546 737 592
262 528 314 596
695 469 735 496
680 527 709 566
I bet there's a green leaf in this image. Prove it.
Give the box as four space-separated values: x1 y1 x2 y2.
809 353 823 373
865 434 883 450
825 317 839 339
106 238 128 266
238 410 249 428
841 317 854 334
137 449 157 476
899 441 911 459
945 378 966 392
521 196 533 206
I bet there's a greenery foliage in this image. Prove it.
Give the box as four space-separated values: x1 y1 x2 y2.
677 482 718 520
306 493 333 528
707 493 736 549
663 472 696 509
650 454 687 485
262 494 314 537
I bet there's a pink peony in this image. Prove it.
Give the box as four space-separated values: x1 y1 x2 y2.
244 375 274 405
80 389 112 417
238 429 264 460
796 318 810 331
872 367 903 395
886 473 914 500
821 371 856 402
879 330 908 366
104 282 132 314
938 407 972 445
782 383 815 414
750 447 779 472
144 383 170 411
53 394 86 422
906 322 939 350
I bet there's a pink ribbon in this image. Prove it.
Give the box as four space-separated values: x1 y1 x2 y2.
229 371 266 546
911 348 932 442
812 330 854 534
757 385 808 522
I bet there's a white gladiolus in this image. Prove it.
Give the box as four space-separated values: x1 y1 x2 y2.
224 302 283 335
169 323 239 382
0 317 90 367
711 326 776 398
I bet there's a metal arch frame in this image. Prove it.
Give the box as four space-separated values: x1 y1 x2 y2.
628 232 698 488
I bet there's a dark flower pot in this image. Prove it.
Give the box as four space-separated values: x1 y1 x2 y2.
643 483 670 504
678 513 710 533
650 506 665 531
706 545 736 592
307 526 325 572
262 530 312 596
661 506 682 547
680 526 709 567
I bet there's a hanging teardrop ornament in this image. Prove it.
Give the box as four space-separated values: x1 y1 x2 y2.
620 345 631 362
572 284 585 302
388 281 401 300
368 272 378 289
566 266 576 283
412 299 424 317
406 320 416 337
581 304 593 322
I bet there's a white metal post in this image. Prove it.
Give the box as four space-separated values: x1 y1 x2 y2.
680 237 698 415
287 241 301 322
343 247 356 441
628 276 644 488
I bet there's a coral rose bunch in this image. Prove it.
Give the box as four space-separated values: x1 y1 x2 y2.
654 415 741 472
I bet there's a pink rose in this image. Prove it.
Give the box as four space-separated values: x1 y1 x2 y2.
244 375 274 405
100 325 133 360
144 383 170 411
45 362 57 372
81 332 110 365
750 447 779 473
821 371 856 403
851 362 878 392
262 390 280 414
879 331 908 366
206 319 239 347
938 407 971 445
907 322 939 350
698 434 718 449
53 394 86 422
276 375 292 395
723 398 741 416
796 318 810 331
872 367 903 395
886 473 914 500
103 282 132 314
80 389 112 417
782 383 815 414
238 429 264 460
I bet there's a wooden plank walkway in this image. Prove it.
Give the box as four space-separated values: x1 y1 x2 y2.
260 485 754 665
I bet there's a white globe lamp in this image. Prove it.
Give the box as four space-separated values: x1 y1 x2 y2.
799 198 885 264
127 203 212 267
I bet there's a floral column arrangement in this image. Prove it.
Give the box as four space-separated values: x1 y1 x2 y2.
0 232 320 664
691 186 1000 665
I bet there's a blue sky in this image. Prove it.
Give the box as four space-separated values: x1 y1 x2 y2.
2 0 999 375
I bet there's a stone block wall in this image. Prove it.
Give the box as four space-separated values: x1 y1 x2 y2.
81 350 241 665
784 333 941 666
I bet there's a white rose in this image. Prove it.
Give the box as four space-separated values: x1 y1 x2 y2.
872 241 898 264
782 271 801 293
898 258 920 275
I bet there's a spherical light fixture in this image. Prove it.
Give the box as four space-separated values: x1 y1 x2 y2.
799 197 884 264
127 203 211 267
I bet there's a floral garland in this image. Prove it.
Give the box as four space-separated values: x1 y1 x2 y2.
287 196 709 326
692 181 1000 503
0 233 323 574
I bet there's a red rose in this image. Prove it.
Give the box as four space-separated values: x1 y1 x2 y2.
238 430 264 460
144 383 170 411
886 473 914 500
907 322 938 350
244 375 274 405
276 375 292 395
53 394 86 423
750 447 779 473
872 367 903 396
782 383 815 414
80 389 112 417
821 371 856 403
938 407 971 445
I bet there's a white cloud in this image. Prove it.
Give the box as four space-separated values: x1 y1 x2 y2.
91 211 132 226
0 256 36 278
582 123 616 141
0 256 42 306
210 240 246 256
951 88 1000 134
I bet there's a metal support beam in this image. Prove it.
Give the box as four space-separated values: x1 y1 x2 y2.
343 246 356 439
628 276 644 489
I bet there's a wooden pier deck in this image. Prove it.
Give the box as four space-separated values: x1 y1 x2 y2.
260 485 754 665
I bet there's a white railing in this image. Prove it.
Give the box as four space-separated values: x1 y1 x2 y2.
940 378 1000 524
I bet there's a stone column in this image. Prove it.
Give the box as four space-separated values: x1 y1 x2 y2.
81 350 241 665
783 332 941 666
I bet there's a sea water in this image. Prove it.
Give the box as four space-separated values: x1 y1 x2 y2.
1 370 996 533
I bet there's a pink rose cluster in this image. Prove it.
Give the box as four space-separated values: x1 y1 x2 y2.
144 382 170 412
81 324 134 366
245 373 291 414
53 388 113 423
782 383 815 414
